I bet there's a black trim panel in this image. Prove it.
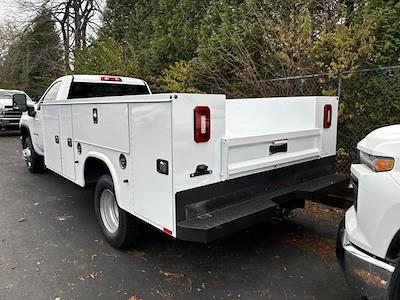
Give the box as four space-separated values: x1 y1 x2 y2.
175 156 348 243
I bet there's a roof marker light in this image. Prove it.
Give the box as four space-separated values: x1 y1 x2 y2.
100 75 122 82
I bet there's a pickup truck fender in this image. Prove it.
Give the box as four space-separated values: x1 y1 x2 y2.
20 124 43 156
80 152 122 207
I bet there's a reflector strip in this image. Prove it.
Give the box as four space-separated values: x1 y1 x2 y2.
163 228 173 235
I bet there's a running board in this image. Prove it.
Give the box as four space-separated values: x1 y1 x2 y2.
177 195 279 243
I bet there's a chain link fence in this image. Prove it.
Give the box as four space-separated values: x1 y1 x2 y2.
259 65 400 174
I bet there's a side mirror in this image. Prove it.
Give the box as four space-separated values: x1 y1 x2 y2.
27 106 36 117
12 94 28 112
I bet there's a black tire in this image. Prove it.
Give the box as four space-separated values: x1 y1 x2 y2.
23 136 44 173
94 174 141 248
387 256 400 300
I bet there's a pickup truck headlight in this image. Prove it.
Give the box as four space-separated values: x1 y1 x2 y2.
0 104 4 116
359 150 394 172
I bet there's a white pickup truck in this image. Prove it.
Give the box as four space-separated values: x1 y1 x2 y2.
337 125 400 300
19 74 347 248
0 89 33 130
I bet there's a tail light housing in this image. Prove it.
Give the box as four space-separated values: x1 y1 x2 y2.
194 106 211 142
323 104 332 128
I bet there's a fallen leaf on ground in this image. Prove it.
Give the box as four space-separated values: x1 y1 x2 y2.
57 215 72 222
160 271 184 278
127 296 142 300
128 250 146 257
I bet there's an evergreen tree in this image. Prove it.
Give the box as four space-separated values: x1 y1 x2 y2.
0 10 64 99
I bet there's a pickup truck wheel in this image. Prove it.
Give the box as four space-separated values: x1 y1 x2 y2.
23 136 44 173
94 175 141 248
387 256 400 300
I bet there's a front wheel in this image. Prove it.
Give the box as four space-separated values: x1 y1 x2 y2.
387 257 400 300
94 174 141 248
23 136 44 173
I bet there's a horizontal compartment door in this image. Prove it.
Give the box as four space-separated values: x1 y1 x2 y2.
221 128 322 179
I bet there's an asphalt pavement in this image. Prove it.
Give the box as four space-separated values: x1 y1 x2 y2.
0 132 356 300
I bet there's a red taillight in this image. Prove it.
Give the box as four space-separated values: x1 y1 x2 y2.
100 75 122 82
194 106 211 143
323 104 332 128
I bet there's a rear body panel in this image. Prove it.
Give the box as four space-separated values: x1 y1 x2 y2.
171 94 226 193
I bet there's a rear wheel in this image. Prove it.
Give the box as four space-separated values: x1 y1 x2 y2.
23 136 44 173
387 256 400 300
94 174 141 248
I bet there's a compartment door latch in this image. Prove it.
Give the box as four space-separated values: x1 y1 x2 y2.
190 164 212 177
269 140 288 155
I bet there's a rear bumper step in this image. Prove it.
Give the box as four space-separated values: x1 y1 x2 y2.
176 173 348 243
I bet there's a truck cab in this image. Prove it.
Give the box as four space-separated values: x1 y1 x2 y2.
0 89 34 130
20 74 347 249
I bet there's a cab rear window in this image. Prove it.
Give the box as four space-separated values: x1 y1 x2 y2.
68 82 150 99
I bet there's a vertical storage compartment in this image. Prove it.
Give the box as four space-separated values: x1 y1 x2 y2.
130 101 174 233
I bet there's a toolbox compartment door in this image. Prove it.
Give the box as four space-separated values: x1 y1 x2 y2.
130 102 174 232
59 105 76 180
42 105 62 174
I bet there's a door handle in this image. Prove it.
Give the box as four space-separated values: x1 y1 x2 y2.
269 140 288 155
67 138 72 147
55 135 59 144
93 108 98 124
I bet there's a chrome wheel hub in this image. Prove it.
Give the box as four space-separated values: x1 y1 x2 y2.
99 189 120 234
22 146 31 161
23 146 32 167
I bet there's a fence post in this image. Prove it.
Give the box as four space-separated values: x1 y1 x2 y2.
337 72 342 99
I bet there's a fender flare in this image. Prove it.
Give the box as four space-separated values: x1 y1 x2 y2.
82 152 122 205
20 125 42 155
20 125 30 142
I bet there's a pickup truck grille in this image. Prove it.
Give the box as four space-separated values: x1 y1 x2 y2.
4 106 22 118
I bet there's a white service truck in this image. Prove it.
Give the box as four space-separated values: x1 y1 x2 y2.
19 74 347 248
337 125 400 300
